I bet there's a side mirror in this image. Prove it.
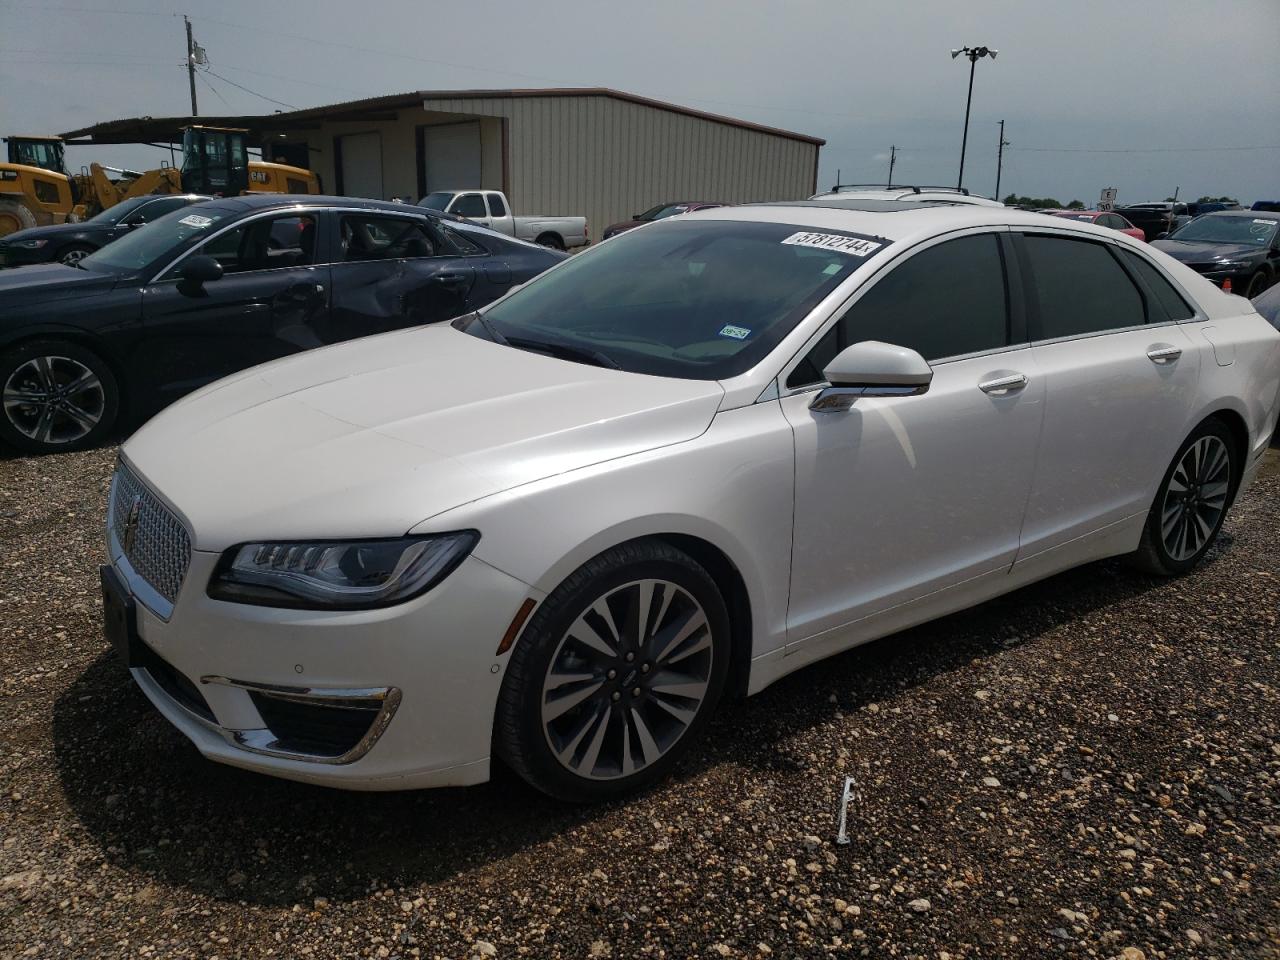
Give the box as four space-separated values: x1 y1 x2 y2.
179 254 223 285
810 341 933 412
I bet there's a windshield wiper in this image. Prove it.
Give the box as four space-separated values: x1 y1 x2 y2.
467 311 509 346
506 335 621 370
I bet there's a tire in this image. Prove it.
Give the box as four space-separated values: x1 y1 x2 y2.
1130 419 1237 576
0 199 38 238
535 233 565 251
0 340 119 454
1245 270 1270 299
56 244 95 267
495 539 731 802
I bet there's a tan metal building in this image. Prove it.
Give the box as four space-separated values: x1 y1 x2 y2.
62 88 824 239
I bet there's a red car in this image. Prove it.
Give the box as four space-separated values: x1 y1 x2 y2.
1048 210 1145 241
601 201 724 240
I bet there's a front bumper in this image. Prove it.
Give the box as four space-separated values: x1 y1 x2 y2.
0 246 54 268
112 544 534 790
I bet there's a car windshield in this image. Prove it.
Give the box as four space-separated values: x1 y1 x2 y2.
418 192 453 211
1170 215 1278 246
468 219 875 379
89 196 152 225
79 204 238 273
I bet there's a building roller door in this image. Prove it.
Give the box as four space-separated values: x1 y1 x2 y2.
336 131 383 200
419 122 482 197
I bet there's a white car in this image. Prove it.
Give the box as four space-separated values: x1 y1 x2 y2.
102 202 1280 801
809 185 1005 207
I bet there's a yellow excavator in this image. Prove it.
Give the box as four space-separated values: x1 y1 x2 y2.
0 127 319 237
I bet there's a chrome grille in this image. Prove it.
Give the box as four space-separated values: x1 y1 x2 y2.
110 464 191 604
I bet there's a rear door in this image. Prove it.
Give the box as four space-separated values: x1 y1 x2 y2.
1014 231 1202 561
138 211 331 402
325 211 478 343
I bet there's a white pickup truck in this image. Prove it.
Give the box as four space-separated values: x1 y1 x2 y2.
418 189 588 251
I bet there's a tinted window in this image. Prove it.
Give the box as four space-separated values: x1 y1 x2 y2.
198 215 317 273
1022 235 1144 339
340 215 436 261
487 194 507 217
452 193 487 218
440 224 486 256
1121 250 1195 321
80 204 238 274
788 234 1009 388
471 219 867 380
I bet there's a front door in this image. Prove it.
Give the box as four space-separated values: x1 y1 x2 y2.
138 212 330 404
781 231 1044 647
324 211 478 344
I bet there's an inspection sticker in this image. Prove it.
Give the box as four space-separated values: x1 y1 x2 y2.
178 214 213 228
782 231 883 257
718 324 751 340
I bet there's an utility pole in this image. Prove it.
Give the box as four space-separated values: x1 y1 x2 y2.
995 120 1009 201
887 145 897 188
185 15 198 117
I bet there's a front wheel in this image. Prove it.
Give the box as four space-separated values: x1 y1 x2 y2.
1130 420 1236 575
57 244 95 267
0 340 119 454
1245 270 1270 298
495 540 730 802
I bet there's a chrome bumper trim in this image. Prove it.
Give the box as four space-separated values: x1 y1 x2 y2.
199 675 402 765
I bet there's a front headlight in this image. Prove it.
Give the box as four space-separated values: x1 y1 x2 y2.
1213 260 1249 270
207 532 479 609
14 238 49 249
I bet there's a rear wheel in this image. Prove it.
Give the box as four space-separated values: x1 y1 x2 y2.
1130 419 1236 575
56 244 95 266
0 199 38 238
0 340 119 454
535 232 565 251
496 540 730 801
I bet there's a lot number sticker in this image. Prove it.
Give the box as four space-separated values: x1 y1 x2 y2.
718 324 751 340
178 214 213 228
782 231 883 257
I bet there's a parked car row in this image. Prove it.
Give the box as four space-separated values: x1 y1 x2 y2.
100 197 1280 800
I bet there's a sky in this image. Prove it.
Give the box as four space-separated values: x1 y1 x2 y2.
2 0 1278 206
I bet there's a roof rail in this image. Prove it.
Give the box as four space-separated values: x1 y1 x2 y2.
828 183 972 196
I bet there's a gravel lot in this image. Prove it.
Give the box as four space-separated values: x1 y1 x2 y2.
1 441 1278 960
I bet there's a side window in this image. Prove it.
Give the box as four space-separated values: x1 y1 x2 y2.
1022 235 1145 340
196 215 317 274
340 215 437 261
788 234 1010 388
451 193 487 218
486 194 507 217
1120 250 1195 321
439 224 486 256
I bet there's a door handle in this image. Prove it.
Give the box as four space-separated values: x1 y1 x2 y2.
1146 345 1182 364
434 272 470 287
978 373 1029 395
282 281 324 300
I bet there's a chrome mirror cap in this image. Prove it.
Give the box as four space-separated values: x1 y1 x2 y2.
810 341 933 411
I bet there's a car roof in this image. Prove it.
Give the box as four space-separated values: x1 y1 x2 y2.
1198 209 1280 221
811 188 1004 207
213 194 452 216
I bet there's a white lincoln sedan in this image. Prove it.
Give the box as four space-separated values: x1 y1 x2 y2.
102 202 1280 801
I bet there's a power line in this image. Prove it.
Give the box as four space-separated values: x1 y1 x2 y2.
201 67 298 110
1009 144 1280 154
195 69 230 108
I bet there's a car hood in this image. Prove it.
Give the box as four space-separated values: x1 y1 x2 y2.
0 222 105 245
123 323 726 551
1150 239 1264 263
0 263 125 300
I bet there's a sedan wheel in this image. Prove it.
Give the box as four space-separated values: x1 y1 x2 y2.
497 541 730 801
1131 419 1235 575
541 578 714 781
0 343 119 454
58 245 94 266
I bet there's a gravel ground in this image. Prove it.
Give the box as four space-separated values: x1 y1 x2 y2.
1 442 1278 960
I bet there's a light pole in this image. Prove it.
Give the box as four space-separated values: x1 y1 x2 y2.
951 45 997 191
